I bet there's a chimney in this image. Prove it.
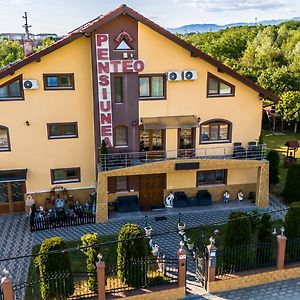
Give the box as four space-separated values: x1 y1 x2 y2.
23 39 34 56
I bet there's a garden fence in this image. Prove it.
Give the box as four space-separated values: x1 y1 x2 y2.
285 237 300 265
216 242 277 276
105 257 178 295
30 214 95 232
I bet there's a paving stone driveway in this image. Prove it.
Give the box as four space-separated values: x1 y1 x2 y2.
0 195 289 299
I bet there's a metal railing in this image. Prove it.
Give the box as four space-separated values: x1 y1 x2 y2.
105 257 178 295
285 237 300 265
216 242 277 276
13 272 97 300
99 144 267 171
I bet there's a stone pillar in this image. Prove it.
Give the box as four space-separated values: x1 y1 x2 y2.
207 244 217 282
96 173 108 223
277 235 287 270
177 249 187 289
96 261 106 300
256 162 269 208
1 276 14 300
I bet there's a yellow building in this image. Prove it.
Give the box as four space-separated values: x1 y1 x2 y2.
0 5 278 220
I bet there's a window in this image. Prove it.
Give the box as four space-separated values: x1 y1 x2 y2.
140 128 163 151
179 128 193 149
197 170 226 186
207 73 234 97
114 77 123 103
0 126 10 151
51 168 80 184
0 75 23 100
47 122 78 139
116 176 128 192
139 75 165 99
43 74 74 90
200 120 231 143
115 126 128 147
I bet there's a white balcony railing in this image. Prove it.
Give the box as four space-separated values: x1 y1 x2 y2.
99 144 267 171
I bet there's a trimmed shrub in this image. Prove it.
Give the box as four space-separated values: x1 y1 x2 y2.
283 164 300 203
100 139 108 155
266 150 280 185
224 212 252 246
285 202 300 238
223 212 252 271
36 237 74 300
80 233 100 291
257 213 275 265
117 224 147 287
247 210 260 233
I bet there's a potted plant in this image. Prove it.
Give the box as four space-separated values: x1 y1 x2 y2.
187 238 194 251
144 225 152 237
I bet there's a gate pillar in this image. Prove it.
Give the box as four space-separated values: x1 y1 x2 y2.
207 244 217 282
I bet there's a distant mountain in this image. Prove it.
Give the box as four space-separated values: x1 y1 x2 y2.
168 17 300 34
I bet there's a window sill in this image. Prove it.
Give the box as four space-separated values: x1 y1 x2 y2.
139 97 166 101
0 97 24 101
44 87 75 91
207 94 234 98
49 135 78 139
0 149 11 152
52 179 80 184
198 183 226 187
200 140 230 144
115 145 128 148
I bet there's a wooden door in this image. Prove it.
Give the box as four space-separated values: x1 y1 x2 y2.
0 181 25 214
139 174 165 208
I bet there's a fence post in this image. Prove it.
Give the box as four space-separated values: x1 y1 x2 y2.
1 273 14 300
277 234 287 270
177 248 187 289
96 261 106 300
207 244 217 282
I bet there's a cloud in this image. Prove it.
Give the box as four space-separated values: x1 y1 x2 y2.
174 0 286 11
10 0 28 4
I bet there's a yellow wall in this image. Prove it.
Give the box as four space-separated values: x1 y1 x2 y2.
138 22 263 150
227 167 258 185
0 37 96 193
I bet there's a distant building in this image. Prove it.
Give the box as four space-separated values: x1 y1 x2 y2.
0 32 60 46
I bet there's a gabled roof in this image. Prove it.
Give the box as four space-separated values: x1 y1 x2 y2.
0 4 279 102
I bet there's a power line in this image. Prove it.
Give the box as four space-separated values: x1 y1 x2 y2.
0 207 288 263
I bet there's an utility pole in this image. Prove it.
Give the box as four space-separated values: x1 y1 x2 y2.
22 12 32 40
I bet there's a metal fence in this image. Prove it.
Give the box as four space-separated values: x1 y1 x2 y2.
13 272 97 300
0 286 3 300
216 242 277 276
30 214 95 232
99 144 266 171
285 237 300 265
105 257 178 295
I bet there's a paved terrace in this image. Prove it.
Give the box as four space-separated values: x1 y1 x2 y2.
0 195 287 299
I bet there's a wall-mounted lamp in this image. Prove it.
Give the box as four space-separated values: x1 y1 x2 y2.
132 121 137 126
197 117 201 124
25 121 30 126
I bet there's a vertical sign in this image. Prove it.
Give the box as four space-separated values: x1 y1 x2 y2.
95 34 113 147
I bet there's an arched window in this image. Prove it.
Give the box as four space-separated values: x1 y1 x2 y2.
115 126 128 146
0 126 10 151
200 119 232 144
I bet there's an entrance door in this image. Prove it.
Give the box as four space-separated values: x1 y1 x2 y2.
178 128 196 158
0 181 26 214
139 174 165 208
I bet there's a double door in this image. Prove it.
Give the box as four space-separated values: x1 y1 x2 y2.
0 181 26 214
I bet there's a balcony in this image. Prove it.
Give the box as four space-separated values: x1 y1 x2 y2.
98 144 267 172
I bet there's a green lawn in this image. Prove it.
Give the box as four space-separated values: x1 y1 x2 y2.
263 130 300 195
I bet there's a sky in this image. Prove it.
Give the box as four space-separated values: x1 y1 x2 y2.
0 0 300 35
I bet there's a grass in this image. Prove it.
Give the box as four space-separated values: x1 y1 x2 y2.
262 130 300 195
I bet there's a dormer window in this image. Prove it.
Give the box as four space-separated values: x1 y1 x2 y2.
0 75 24 101
207 73 235 97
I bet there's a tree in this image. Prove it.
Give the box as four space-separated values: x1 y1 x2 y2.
283 163 300 203
0 39 24 68
35 237 74 300
80 233 100 291
276 91 300 133
266 150 280 185
117 224 147 287
36 37 56 51
285 201 300 238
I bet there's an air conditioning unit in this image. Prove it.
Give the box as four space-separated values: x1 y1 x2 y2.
167 71 182 81
183 70 197 81
23 80 39 90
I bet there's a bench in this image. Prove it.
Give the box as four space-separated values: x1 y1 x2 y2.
117 195 140 212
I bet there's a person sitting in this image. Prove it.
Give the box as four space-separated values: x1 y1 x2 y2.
237 190 244 201
165 192 174 208
223 191 230 203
